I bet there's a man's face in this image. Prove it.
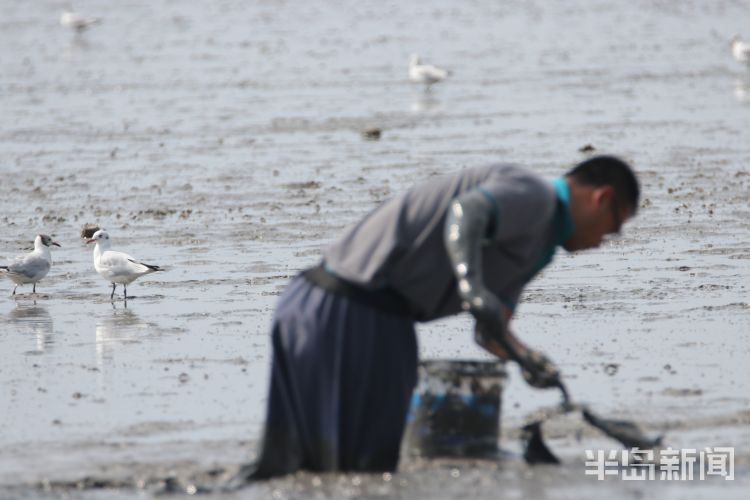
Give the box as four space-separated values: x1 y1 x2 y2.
564 187 631 251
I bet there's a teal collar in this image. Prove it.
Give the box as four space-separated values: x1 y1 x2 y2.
551 176 575 246
512 176 577 309
517 176 577 300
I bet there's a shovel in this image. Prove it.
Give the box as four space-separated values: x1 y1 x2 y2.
521 380 663 464
475 324 661 463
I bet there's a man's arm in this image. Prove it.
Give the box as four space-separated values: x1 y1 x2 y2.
443 189 516 349
443 189 561 389
468 299 513 359
474 303 525 360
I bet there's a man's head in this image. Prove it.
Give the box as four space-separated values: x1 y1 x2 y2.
563 155 639 251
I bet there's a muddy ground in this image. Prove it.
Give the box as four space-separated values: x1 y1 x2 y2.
1 0 750 498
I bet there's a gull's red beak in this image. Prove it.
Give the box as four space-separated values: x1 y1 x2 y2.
52 241 61 247
86 239 95 245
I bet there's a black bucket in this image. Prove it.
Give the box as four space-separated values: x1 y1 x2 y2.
403 359 507 458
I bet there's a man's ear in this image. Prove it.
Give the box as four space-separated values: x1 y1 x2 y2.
593 185 615 208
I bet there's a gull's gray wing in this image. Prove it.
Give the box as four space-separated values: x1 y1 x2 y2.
7 255 50 280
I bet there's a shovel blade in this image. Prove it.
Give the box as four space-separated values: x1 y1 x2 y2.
522 421 561 464
582 409 662 450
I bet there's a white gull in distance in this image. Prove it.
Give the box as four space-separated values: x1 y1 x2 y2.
60 9 101 32
87 230 163 300
731 35 750 64
409 54 451 88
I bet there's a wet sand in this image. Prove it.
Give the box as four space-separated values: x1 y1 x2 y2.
2 0 750 497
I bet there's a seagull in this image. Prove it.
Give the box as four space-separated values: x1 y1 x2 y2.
409 54 451 88
60 9 101 32
86 230 163 300
1 234 60 295
731 36 750 64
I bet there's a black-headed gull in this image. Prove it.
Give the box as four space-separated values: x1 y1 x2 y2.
1 234 60 295
732 36 750 64
409 54 451 88
86 230 163 300
60 9 101 32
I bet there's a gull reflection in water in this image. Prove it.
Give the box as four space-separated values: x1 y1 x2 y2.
410 92 443 113
64 33 91 57
734 77 750 104
95 303 151 379
9 303 54 353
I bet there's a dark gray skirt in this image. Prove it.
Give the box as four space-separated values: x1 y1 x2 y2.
250 274 418 478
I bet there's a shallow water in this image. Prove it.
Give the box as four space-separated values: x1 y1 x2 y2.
2 0 750 497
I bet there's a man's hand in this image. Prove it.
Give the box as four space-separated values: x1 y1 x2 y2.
519 349 561 389
475 321 561 389
474 318 514 360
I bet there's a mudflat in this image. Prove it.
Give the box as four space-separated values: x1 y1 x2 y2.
1 0 749 497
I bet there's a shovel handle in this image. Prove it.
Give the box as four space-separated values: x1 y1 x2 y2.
556 380 574 410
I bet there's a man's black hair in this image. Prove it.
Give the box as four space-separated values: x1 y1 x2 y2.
566 155 640 215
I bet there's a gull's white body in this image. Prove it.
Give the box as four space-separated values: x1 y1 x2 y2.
88 230 162 299
2 236 52 285
92 236 158 285
409 54 450 87
1 235 59 294
60 10 101 31
732 36 750 64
